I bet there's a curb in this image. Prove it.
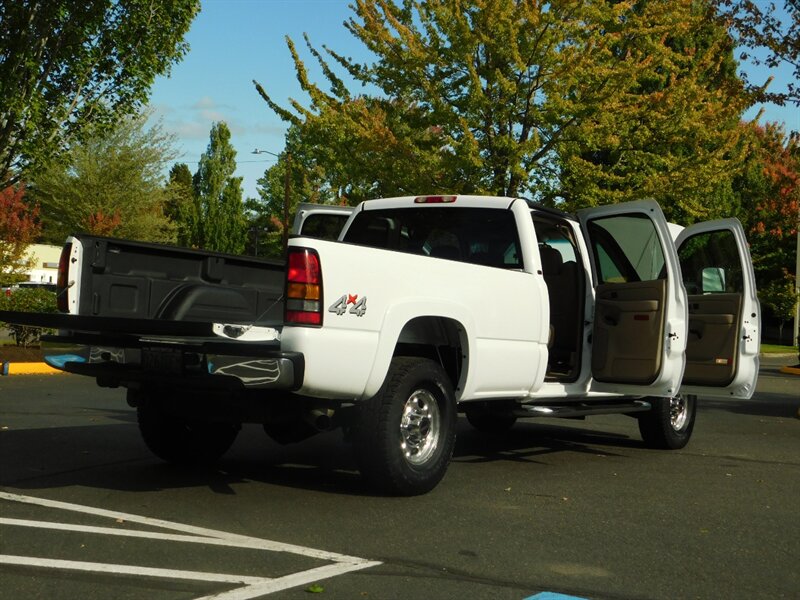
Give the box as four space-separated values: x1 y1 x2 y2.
0 362 64 376
779 365 800 376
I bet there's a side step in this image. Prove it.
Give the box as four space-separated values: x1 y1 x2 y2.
513 400 652 419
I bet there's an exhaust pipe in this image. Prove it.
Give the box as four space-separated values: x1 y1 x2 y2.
304 408 335 431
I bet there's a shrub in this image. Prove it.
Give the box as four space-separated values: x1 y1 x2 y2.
0 288 57 347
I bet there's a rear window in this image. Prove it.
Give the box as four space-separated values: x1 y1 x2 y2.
342 207 522 269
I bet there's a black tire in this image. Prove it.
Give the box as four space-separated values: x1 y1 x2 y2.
465 409 517 433
353 357 457 496
137 404 239 465
638 394 696 450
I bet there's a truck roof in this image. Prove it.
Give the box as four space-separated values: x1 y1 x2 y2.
359 194 577 222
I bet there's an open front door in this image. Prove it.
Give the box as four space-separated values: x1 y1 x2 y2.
675 219 760 399
578 201 687 397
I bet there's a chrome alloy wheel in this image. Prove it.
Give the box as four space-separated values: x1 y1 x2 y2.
669 395 689 431
399 389 441 465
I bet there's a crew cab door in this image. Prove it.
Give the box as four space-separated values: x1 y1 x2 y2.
675 219 760 399
578 201 687 397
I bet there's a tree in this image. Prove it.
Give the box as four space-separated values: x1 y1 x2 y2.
30 112 178 243
250 127 335 257
557 6 749 218
164 163 194 246
0 184 39 286
255 0 751 209
713 0 800 106
0 0 200 189
733 122 799 287
188 122 248 254
760 275 800 344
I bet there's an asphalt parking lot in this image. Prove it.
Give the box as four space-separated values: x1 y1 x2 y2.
0 356 798 599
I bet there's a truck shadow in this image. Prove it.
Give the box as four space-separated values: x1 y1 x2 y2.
0 418 644 497
698 392 800 419
452 419 640 465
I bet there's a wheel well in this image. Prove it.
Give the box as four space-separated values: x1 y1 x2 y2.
393 316 466 392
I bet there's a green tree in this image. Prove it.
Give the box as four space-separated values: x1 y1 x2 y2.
31 112 178 243
250 130 333 257
0 184 39 286
557 6 748 218
255 0 751 209
164 162 194 246
713 0 800 106
189 122 248 254
760 275 800 345
0 0 200 189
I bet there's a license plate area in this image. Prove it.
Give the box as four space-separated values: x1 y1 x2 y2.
142 347 183 374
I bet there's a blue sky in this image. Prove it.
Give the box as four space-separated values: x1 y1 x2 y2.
148 0 800 200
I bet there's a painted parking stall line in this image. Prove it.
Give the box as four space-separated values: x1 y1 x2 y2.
0 491 380 599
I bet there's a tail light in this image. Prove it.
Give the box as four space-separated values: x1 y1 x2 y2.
56 243 72 313
285 247 323 326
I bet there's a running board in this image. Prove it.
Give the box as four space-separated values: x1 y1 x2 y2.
513 400 652 419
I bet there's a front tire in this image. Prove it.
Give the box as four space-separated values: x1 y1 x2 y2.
638 394 696 449
353 357 457 496
137 403 239 465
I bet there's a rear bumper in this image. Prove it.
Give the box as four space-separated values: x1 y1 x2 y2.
42 334 304 391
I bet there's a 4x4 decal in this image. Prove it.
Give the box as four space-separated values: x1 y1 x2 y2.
329 294 367 316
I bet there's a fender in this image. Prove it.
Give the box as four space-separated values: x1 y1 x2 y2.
360 299 476 400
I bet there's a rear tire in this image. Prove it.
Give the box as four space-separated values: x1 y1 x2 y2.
353 357 457 496
137 403 239 465
638 394 696 450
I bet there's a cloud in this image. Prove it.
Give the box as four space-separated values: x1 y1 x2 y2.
190 96 234 111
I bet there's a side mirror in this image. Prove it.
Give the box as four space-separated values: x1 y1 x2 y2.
702 267 726 293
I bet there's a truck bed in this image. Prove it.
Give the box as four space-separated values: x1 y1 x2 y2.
70 235 285 325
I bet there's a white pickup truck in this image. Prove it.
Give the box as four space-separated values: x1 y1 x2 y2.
0 195 760 495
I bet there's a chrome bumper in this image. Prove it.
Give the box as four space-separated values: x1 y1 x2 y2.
42 337 304 391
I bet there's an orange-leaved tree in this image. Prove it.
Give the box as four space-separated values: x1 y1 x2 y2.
0 184 40 286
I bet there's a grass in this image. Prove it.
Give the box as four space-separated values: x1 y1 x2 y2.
761 343 798 354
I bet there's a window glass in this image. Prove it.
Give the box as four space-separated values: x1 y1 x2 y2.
343 207 522 269
678 229 742 294
587 214 665 283
299 213 350 241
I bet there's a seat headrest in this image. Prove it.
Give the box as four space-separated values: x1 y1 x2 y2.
539 244 563 275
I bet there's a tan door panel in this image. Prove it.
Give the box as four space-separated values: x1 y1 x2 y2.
592 280 667 384
684 293 742 386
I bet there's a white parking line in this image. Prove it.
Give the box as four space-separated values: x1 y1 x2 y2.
0 491 380 599
0 555 269 585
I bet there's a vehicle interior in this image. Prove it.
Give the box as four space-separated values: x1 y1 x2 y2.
532 215 584 382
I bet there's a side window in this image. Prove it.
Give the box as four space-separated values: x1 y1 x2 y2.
678 230 743 294
587 215 666 284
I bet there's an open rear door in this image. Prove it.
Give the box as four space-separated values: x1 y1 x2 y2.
578 201 687 397
675 219 760 399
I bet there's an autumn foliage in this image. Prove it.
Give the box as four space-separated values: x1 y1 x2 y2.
0 184 41 283
87 210 123 237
